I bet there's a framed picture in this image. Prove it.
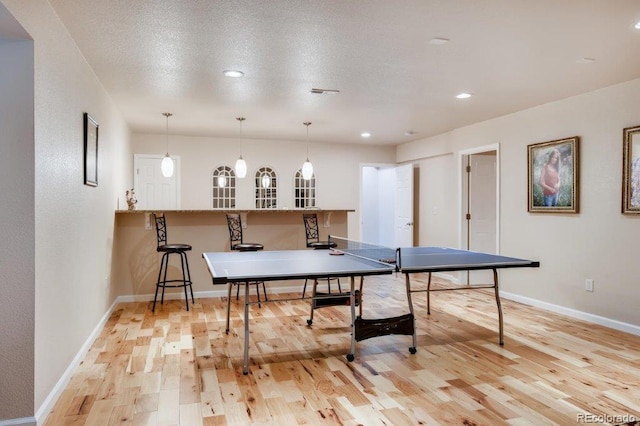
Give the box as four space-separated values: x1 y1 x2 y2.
622 125 640 214
527 136 579 213
83 112 98 187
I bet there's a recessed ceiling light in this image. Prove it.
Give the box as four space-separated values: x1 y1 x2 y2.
361 132 371 138
429 37 449 45
404 130 416 136
576 58 596 64
456 93 472 99
635 21 640 29
310 88 340 95
223 70 244 78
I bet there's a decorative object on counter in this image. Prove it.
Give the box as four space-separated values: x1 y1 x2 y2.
235 117 248 178
125 188 137 210
302 122 314 180
161 112 174 178
83 112 99 187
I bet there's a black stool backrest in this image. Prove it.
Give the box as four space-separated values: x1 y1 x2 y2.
303 214 320 247
226 214 244 247
153 213 168 250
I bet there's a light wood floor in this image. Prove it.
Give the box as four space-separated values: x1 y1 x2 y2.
43 273 640 425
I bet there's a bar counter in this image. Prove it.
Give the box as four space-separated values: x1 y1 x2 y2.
112 209 353 299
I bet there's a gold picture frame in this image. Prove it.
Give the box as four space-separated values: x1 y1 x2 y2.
622 125 640 214
527 136 579 213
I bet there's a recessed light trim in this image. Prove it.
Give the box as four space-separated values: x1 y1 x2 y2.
456 93 472 99
576 57 596 64
310 88 340 95
635 21 640 29
429 37 449 45
223 70 244 78
361 132 371 138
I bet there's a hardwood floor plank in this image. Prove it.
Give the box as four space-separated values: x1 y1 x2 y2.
42 274 640 425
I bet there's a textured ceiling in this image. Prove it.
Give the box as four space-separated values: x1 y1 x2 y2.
47 0 640 146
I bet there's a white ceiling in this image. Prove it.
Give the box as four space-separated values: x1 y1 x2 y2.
47 0 640 146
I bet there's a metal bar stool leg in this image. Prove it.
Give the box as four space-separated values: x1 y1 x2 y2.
180 252 189 311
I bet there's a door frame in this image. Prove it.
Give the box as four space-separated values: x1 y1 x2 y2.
458 143 500 253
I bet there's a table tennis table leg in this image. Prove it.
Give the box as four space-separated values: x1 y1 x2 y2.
307 279 318 326
493 268 504 345
243 280 250 375
225 283 232 333
405 274 417 354
347 276 356 362
426 272 432 315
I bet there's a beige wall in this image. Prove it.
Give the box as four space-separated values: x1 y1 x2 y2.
132 133 396 240
1 0 132 420
398 78 640 328
0 36 34 421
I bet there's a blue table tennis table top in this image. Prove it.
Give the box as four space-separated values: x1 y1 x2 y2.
202 246 539 284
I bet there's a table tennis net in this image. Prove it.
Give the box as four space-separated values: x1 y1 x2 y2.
328 236 399 265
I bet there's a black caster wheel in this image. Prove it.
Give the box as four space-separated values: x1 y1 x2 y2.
409 347 417 354
307 319 313 326
346 354 355 362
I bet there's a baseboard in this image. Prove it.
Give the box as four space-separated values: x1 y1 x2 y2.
34 298 121 423
0 417 36 426
501 291 640 337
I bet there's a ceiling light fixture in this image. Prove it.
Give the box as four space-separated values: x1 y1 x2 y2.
223 70 244 78
456 93 472 99
161 112 174 178
234 117 247 178
302 122 314 180
428 37 449 45
261 173 271 188
635 21 640 29
576 57 596 64
361 132 371 138
310 88 340 95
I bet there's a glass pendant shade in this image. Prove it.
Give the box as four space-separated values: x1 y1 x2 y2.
161 154 174 177
302 159 314 180
217 175 227 188
235 156 247 178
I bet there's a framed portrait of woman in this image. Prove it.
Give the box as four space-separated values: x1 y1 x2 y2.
527 136 580 213
622 125 640 214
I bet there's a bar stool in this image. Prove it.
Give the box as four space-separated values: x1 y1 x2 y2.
225 214 267 304
152 213 194 312
302 213 340 296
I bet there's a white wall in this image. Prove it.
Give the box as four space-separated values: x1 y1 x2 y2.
397 78 640 329
132 133 396 240
2 0 132 421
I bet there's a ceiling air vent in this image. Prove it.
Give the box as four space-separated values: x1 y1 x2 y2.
310 88 340 95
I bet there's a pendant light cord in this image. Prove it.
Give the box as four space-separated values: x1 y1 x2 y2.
163 112 172 155
304 121 311 160
237 117 245 158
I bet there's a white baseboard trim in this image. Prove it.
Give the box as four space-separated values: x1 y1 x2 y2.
501 291 640 337
0 417 37 426
34 298 121 423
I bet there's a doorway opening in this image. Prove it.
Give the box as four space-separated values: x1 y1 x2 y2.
459 144 500 284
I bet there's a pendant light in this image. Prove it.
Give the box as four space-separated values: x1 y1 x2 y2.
302 121 314 180
161 112 174 178
235 117 247 178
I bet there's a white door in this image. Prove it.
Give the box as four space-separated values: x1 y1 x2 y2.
467 152 497 284
134 155 179 210
394 163 414 247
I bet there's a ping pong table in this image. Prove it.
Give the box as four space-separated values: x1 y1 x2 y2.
202 237 539 375
202 248 395 374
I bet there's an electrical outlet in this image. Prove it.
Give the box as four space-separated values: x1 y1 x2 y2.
585 279 594 292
